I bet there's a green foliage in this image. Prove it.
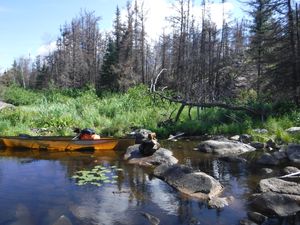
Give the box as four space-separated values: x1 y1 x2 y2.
0 84 299 143
2 85 43 105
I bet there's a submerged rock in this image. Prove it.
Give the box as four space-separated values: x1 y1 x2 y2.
52 215 73 225
141 212 160 225
247 211 267 224
124 145 178 167
153 164 223 200
197 140 256 156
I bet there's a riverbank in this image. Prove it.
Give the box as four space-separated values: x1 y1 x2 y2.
0 85 299 145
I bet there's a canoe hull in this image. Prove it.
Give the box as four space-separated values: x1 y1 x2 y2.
0 136 121 151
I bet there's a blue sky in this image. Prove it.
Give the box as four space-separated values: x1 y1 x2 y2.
0 0 244 73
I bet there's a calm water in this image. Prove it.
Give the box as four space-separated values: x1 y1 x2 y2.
0 140 279 225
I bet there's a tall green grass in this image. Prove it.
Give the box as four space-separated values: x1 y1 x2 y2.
0 84 299 143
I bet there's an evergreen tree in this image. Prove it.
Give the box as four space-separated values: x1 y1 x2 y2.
99 38 119 92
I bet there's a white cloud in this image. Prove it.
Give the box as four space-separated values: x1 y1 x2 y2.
36 41 57 56
125 0 234 41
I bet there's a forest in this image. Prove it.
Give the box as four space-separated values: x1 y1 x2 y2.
0 0 299 141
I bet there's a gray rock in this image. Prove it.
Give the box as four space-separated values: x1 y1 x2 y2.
247 211 267 224
257 153 279 166
287 144 300 163
258 178 300 195
284 166 300 175
250 192 300 217
124 145 178 167
230 135 240 141
0 101 14 110
261 168 273 175
197 140 256 156
154 164 223 200
286 127 300 134
273 151 287 161
253 128 268 134
239 134 252 143
250 142 265 149
208 196 234 208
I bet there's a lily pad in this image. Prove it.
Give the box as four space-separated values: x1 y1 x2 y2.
72 164 122 186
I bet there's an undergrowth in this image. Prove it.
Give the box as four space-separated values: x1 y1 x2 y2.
0 84 299 143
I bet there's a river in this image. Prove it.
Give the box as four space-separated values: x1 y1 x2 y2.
0 140 293 225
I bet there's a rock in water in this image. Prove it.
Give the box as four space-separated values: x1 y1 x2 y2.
154 164 223 200
197 140 256 156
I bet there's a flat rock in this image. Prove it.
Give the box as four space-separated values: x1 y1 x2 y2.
154 164 223 200
124 145 178 167
250 192 300 217
258 178 300 195
197 140 256 156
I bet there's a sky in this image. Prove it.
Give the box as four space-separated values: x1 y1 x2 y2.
0 0 244 73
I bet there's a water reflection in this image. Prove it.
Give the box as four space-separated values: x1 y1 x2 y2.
0 142 271 225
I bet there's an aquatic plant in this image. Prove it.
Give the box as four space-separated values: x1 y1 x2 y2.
72 164 123 186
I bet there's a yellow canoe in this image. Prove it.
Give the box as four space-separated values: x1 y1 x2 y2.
0 136 134 151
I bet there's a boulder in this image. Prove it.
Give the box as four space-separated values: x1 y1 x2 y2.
286 127 300 134
250 142 265 149
258 178 300 195
250 192 300 217
284 166 300 175
197 140 256 156
0 101 14 110
124 145 178 167
287 144 300 163
256 153 279 166
153 164 223 200
272 150 287 161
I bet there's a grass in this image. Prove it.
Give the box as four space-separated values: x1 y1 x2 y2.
0 84 299 144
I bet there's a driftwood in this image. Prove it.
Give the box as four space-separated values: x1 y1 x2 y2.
279 171 300 178
150 69 260 123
